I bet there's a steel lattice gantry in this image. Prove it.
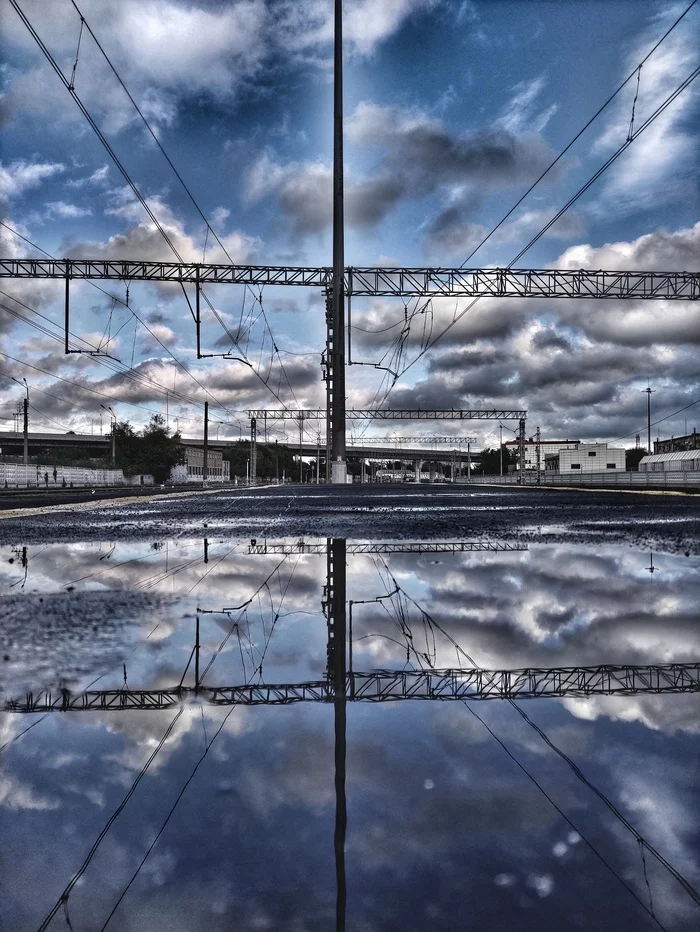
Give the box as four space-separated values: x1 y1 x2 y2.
246 541 527 555
1 260 698 298
6 664 699 713
248 409 527 420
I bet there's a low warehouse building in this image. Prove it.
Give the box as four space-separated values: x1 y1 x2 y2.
638 451 700 472
545 443 626 473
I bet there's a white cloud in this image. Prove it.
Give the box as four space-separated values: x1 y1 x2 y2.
0 159 64 199
593 8 699 212
496 75 558 135
45 201 92 219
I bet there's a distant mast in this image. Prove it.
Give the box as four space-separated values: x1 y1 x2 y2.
331 0 347 483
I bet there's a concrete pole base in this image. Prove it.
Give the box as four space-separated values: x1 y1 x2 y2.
332 461 348 484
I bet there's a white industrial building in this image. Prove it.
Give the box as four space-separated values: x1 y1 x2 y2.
503 439 580 471
545 443 626 473
170 447 230 482
638 451 700 472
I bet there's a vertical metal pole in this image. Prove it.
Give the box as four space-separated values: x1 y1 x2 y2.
203 538 209 564
64 267 70 354
518 418 526 484
250 418 257 483
194 615 200 691
299 412 304 482
275 438 279 484
499 424 503 477
331 538 347 932
111 419 115 465
195 272 201 358
536 426 541 484
467 442 471 483
203 401 209 483
331 0 347 485
23 395 29 466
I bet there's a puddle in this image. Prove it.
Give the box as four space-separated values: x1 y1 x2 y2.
1 536 699 931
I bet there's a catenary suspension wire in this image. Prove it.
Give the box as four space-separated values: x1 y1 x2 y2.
458 0 698 268
36 707 185 932
375 560 700 910
369 560 669 929
370 62 700 405
65 0 303 408
0 222 245 423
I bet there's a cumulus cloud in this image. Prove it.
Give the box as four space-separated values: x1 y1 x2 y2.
246 99 563 239
349 223 700 443
0 159 64 199
592 7 700 213
347 101 560 193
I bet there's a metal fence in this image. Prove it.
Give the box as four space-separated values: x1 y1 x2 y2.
469 470 700 490
0 463 126 488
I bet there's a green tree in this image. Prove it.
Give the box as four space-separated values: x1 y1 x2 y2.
625 447 647 471
473 447 514 475
114 416 184 483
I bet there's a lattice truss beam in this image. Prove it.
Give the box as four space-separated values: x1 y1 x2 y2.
346 436 478 444
2 260 698 298
247 541 526 555
248 409 527 420
6 664 699 713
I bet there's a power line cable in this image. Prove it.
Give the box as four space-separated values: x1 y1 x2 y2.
375 560 700 911
458 0 699 268
371 62 700 404
610 398 700 444
0 222 245 423
369 560 669 929
65 0 302 410
36 707 185 932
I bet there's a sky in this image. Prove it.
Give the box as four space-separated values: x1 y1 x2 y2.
0 0 698 448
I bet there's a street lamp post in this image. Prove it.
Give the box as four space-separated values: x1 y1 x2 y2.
11 378 29 466
642 386 655 454
101 405 116 464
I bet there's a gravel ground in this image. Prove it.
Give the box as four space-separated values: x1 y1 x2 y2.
0 483 698 553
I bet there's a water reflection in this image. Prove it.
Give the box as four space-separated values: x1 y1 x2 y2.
1 537 699 931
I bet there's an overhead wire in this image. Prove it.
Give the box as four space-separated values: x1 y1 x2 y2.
457 0 699 268
64 0 304 411
372 558 700 912
367 558 670 929
360 5 699 411
0 222 246 425
367 60 700 407
36 707 185 932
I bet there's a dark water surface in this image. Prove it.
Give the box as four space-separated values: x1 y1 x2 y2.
1 533 699 931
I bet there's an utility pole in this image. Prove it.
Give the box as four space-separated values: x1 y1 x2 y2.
299 412 304 483
11 377 29 465
499 423 503 477
535 425 541 484
101 404 116 464
203 401 209 484
330 0 347 484
642 386 655 454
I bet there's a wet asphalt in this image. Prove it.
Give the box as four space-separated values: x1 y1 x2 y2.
0 483 698 554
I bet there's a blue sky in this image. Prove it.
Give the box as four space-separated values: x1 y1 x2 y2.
0 0 698 446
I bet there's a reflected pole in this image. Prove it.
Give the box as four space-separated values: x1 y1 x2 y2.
329 538 347 931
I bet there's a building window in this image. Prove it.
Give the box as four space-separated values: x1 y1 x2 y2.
571 464 581 469
588 451 597 456
606 463 617 469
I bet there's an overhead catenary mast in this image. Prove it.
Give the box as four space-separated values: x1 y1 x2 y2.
331 0 347 484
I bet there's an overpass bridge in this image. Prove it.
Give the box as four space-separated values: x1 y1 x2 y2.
0 431 482 464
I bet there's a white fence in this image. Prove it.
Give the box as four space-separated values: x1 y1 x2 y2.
0 463 128 488
469 470 700 490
